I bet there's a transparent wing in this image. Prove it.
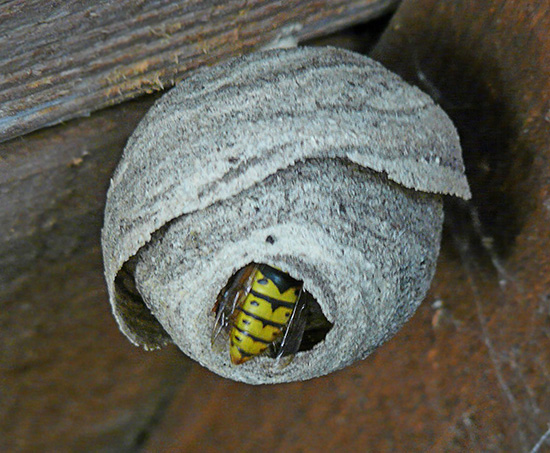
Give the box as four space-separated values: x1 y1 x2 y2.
274 287 307 359
211 264 257 345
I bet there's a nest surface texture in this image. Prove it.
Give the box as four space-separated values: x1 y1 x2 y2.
102 46 470 384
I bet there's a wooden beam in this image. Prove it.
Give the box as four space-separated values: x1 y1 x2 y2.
0 96 193 452
0 0 398 143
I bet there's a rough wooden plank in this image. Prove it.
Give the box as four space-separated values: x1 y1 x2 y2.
0 96 194 451
371 2 550 448
0 95 155 292
0 0 398 143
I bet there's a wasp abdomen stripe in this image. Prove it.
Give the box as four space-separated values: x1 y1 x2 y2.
249 290 296 309
234 325 271 344
231 344 254 360
237 308 287 328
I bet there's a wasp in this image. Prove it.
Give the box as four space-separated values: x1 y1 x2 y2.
212 263 307 365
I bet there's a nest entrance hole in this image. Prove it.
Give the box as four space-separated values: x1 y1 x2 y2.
215 262 333 357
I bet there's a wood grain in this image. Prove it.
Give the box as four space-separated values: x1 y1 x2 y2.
0 96 193 451
0 0 398 143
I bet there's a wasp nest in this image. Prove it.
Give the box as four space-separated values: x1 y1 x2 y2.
102 46 470 384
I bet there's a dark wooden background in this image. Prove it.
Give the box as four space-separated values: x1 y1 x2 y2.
2 0 550 451
0 0 397 142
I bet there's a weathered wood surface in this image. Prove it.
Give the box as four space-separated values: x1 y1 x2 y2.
0 0 398 143
0 97 195 451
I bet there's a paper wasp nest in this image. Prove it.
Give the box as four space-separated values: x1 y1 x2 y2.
102 47 470 384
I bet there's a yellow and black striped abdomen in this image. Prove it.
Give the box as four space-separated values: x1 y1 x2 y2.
229 265 302 364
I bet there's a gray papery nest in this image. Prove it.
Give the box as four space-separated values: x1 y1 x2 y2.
102 47 470 384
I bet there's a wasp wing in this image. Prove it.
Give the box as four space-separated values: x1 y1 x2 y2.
274 287 307 359
211 264 257 344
